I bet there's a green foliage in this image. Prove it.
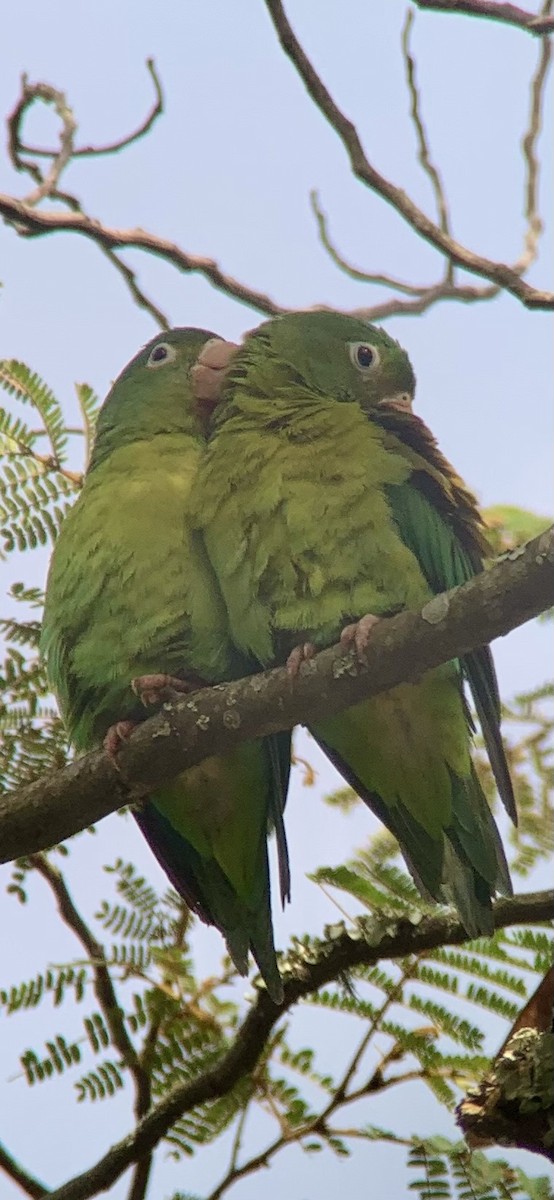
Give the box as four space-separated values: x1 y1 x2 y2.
0 965 87 1013
0 584 70 795
75 1059 125 1102
0 361 85 557
20 1034 82 1084
406 1137 553 1200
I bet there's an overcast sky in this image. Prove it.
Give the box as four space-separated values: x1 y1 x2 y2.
1 3 552 1198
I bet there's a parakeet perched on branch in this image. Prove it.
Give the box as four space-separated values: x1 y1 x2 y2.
195 311 515 937
41 328 289 1002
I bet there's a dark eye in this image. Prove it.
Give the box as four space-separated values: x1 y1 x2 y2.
349 342 380 373
147 341 177 369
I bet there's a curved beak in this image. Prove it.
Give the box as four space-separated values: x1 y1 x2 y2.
191 338 239 417
378 391 413 414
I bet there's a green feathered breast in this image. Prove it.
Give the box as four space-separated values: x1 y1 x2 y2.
197 311 514 937
41 328 290 1002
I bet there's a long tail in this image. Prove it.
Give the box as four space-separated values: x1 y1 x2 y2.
135 791 284 1004
314 739 511 939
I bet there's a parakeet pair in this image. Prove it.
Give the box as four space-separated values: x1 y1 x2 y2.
42 312 515 1007
41 329 290 1004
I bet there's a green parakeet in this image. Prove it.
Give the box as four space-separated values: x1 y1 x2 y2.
41 328 290 1002
196 311 515 937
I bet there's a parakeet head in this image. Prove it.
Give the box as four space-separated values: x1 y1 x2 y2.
230 311 415 416
89 327 218 470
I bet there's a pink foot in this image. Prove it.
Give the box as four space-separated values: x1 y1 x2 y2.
103 719 137 759
131 673 207 707
340 613 381 659
191 338 239 413
286 642 317 678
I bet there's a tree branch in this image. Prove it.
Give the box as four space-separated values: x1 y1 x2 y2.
40 890 554 1200
0 1142 47 1200
413 0 554 35
311 3 549 321
458 1027 554 1160
264 0 554 309
0 192 284 318
1 525 552 863
29 854 152 1121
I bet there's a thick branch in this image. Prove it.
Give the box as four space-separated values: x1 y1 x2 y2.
458 1027 554 1159
414 0 554 35
264 0 554 309
1 526 553 864
42 890 554 1200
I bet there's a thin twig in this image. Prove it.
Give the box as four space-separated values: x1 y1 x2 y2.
18 60 164 160
29 854 151 1120
520 7 552 262
0 432 83 487
414 0 554 34
264 0 553 309
7 79 77 204
323 958 422 1115
310 191 430 294
402 9 454 284
97 246 170 330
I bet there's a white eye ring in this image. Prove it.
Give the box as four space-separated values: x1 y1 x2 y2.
349 342 381 374
146 342 177 369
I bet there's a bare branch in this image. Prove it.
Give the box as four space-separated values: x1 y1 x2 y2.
1 525 552 864
39 890 554 1200
310 191 433 294
29 854 152 1122
521 14 552 260
401 9 453 279
7 60 163 164
0 192 284 317
0 1142 47 1200
413 0 554 35
351 279 499 321
264 0 553 309
97 246 170 331
1 68 275 321
311 5 550 322
7 79 77 205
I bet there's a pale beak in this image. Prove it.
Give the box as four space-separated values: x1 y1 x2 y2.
378 392 413 414
191 338 239 411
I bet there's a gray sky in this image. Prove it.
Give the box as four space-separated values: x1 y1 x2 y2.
0 2 552 1198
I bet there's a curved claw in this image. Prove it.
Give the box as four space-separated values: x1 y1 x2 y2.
103 719 137 760
286 642 317 679
131 673 207 707
340 613 381 660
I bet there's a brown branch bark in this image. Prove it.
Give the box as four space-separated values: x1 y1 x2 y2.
0 193 284 318
29 855 152 1121
39 889 554 1200
1 525 552 865
263 0 554 309
414 0 554 34
0 1142 47 1199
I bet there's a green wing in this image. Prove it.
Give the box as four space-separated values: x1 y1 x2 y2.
376 407 516 824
